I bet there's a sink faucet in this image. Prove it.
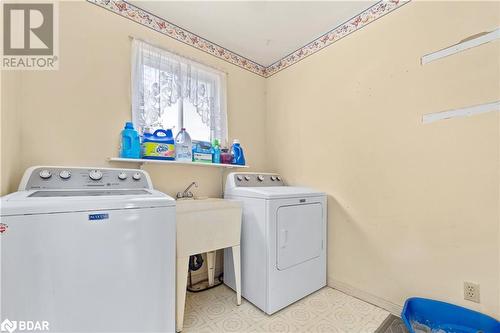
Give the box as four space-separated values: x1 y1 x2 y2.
177 182 198 199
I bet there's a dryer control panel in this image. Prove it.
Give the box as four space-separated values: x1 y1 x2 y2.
19 166 152 190
229 172 285 187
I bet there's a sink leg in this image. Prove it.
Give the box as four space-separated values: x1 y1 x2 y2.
231 245 241 305
207 251 216 287
176 256 189 332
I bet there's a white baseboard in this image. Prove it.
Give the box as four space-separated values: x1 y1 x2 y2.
328 278 403 316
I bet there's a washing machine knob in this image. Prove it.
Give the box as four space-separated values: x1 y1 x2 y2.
132 172 142 181
276 176 282 181
89 170 103 181
118 172 128 180
236 175 243 181
257 175 264 182
59 170 71 180
39 170 52 179
270 176 277 181
244 176 251 181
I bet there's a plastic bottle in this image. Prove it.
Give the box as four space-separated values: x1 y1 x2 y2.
212 139 221 164
142 127 153 141
220 148 232 164
142 129 176 160
231 139 245 165
141 127 153 157
120 122 141 158
175 128 193 162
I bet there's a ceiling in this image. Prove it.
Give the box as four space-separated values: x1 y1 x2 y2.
128 1 376 67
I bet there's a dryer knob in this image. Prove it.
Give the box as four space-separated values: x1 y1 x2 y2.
132 172 142 181
244 176 251 181
270 176 277 181
89 170 103 181
276 176 282 181
118 172 128 180
39 170 52 179
257 175 264 182
236 175 243 181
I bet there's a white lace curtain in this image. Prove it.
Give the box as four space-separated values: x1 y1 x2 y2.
131 38 227 143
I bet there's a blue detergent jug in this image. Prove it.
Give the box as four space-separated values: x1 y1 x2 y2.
142 129 176 160
231 139 245 165
120 122 141 158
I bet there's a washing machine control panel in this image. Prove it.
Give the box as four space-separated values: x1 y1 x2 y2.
22 167 152 190
232 173 284 187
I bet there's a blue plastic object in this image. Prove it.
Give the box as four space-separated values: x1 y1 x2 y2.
212 139 221 164
192 140 212 163
120 122 141 158
402 297 500 333
231 139 245 165
142 129 176 160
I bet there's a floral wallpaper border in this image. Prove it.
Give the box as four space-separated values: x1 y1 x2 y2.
265 0 408 76
87 0 408 78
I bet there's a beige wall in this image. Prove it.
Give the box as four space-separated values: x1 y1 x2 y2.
1 71 22 194
0 0 267 197
266 1 500 317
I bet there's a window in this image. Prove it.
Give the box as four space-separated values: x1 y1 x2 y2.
131 39 227 144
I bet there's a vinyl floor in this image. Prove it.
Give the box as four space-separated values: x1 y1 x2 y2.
182 284 390 333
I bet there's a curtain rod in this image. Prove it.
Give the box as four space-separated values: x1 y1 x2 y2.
128 35 229 75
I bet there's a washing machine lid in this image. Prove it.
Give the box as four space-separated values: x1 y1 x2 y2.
0 189 175 216
226 186 324 199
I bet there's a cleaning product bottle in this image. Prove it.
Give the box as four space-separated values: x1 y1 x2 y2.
142 127 153 140
142 129 176 160
231 139 245 165
175 128 193 162
141 127 153 157
212 139 221 164
220 148 232 164
120 122 141 158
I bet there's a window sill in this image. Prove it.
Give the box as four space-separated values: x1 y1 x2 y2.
109 157 249 169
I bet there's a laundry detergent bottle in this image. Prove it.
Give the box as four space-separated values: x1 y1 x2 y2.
120 122 141 158
231 139 245 165
142 129 176 160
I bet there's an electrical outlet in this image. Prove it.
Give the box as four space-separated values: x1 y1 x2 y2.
464 282 480 303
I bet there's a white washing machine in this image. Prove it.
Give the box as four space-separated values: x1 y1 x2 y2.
0 166 176 332
223 172 326 314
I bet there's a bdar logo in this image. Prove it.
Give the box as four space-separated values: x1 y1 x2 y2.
0 319 17 333
0 319 49 332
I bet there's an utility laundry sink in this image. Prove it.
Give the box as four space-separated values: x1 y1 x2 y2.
175 197 242 332
176 198 241 256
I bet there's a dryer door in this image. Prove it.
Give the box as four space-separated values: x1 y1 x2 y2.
276 203 323 270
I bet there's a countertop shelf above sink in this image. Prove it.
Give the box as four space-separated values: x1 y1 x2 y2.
109 157 249 169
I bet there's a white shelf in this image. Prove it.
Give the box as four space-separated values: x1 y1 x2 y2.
109 157 249 169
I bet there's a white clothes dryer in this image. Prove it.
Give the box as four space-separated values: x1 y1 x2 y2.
224 172 326 315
